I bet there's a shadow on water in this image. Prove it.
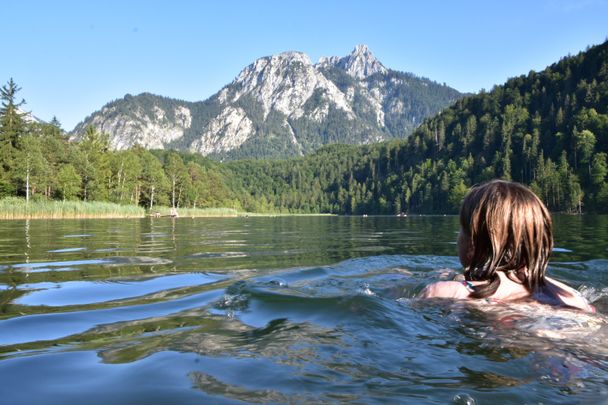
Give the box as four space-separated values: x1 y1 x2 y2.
0 216 607 403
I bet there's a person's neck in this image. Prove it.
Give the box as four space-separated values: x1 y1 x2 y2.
491 271 530 301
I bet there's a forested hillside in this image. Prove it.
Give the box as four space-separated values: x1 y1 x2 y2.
223 40 608 214
1 41 607 214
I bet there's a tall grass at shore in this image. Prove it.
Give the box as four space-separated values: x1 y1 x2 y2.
0 197 145 219
0 198 336 220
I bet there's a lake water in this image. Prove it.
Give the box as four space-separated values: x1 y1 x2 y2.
1 216 607 404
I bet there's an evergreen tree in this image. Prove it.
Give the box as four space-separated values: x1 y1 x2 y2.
0 78 26 148
0 79 26 179
78 125 111 201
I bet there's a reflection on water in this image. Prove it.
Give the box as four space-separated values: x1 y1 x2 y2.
0 216 607 403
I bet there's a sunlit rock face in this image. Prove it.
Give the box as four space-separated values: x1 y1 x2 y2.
318 44 388 80
71 94 194 150
72 45 464 160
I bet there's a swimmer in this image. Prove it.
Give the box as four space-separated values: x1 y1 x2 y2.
420 179 595 312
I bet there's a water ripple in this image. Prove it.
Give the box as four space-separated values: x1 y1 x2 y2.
0 216 606 404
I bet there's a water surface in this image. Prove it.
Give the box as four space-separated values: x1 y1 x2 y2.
1 216 607 404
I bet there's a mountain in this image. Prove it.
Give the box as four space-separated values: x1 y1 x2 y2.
222 41 608 214
71 45 464 160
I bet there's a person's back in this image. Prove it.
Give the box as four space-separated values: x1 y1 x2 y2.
420 179 594 312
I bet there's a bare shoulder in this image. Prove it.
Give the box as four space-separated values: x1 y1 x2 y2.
543 276 595 312
419 281 470 299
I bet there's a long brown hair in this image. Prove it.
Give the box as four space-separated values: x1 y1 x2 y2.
460 180 553 298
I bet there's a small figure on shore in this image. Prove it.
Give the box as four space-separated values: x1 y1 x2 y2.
170 207 179 218
420 179 594 312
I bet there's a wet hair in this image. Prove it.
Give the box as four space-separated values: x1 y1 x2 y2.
460 180 553 299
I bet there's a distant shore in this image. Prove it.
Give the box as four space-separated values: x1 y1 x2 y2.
0 198 334 219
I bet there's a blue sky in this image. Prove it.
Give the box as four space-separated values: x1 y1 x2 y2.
2 0 607 130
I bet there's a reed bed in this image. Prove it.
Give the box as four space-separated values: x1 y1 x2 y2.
0 198 335 220
0 197 145 219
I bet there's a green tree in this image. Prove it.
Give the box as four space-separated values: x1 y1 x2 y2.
164 151 188 208
596 184 608 210
79 125 111 201
590 152 607 187
448 180 469 212
56 164 82 201
0 78 26 174
13 135 48 202
110 150 142 204
39 124 71 197
576 129 597 175
186 162 208 209
139 150 169 209
0 78 26 146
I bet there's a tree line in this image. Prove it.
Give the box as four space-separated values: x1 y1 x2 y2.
0 80 239 210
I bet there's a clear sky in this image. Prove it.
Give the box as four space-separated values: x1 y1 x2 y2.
2 0 607 130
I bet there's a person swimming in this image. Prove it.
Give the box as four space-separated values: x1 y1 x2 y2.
420 179 595 312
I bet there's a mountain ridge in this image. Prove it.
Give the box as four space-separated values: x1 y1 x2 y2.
72 45 464 160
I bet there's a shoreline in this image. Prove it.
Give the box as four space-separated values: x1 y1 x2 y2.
0 213 337 220
0 198 335 220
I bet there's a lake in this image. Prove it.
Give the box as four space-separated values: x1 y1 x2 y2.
1 215 607 404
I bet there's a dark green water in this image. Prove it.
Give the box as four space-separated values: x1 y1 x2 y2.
0 216 607 404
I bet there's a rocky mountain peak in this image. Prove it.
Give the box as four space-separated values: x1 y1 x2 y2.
316 44 387 79
275 50 311 63
223 49 351 120
352 44 370 54
341 44 387 79
232 51 314 95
